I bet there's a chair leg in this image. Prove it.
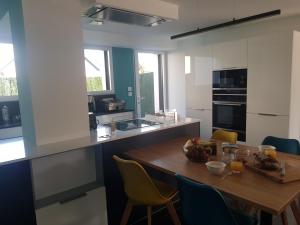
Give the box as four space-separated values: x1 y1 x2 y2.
291 201 300 225
120 201 133 225
147 206 152 225
281 211 288 225
166 201 181 225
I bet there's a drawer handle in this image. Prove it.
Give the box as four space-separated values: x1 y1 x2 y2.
59 193 87 204
189 108 207 111
258 113 278 117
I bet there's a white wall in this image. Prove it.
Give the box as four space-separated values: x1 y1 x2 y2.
83 29 177 51
20 0 89 146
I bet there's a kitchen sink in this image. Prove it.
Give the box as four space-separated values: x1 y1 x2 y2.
116 119 160 131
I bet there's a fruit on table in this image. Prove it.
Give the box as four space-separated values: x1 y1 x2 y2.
263 149 277 159
191 137 201 145
254 152 280 170
184 138 212 162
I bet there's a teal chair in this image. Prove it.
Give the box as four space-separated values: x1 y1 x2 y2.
262 136 300 155
262 136 300 225
176 175 257 225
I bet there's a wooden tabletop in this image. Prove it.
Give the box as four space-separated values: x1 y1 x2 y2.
125 137 300 215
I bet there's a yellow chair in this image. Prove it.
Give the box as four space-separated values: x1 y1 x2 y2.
212 129 238 144
113 155 181 225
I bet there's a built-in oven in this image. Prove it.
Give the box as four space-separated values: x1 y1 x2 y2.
212 69 247 142
213 69 247 89
213 101 246 141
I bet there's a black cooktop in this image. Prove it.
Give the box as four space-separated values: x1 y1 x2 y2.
116 119 160 131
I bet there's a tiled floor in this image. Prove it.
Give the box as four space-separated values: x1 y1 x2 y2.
36 188 108 225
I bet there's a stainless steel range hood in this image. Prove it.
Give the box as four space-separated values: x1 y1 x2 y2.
84 5 170 27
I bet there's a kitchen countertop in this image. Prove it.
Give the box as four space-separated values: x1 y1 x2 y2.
0 117 200 167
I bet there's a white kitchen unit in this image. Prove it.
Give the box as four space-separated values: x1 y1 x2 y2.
247 33 291 116
96 111 134 124
186 45 213 110
212 39 247 70
246 113 289 146
185 45 213 139
31 148 97 200
186 108 212 139
246 32 300 145
36 187 107 225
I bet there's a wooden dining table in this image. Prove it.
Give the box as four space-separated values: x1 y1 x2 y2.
124 136 300 225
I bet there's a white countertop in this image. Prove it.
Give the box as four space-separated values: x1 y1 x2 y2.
0 117 200 167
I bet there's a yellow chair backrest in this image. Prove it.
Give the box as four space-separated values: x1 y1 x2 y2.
212 129 238 144
113 155 167 205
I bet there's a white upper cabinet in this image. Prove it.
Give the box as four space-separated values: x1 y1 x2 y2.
247 34 292 115
186 45 213 110
212 39 247 70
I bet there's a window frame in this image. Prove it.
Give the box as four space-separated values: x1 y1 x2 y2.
134 49 167 116
0 41 19 101
84 45 114 96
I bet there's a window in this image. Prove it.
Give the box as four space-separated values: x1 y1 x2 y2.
185 56 191 75
0 43 18 96
84 48 113 93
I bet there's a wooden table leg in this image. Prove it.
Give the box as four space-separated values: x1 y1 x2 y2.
260 211 273 225
291 201 300 225
147 206 152 225
281 211 288 225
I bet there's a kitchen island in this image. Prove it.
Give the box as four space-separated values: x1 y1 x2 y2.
0 118 200 225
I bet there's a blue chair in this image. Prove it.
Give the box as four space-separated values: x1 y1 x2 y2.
262 136 300 155
262 136 300 225
176 175 257 225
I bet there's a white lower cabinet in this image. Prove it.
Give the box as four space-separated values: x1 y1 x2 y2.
31 148 96 200
186 108 212 139
36 187 107 225
246 113 289 146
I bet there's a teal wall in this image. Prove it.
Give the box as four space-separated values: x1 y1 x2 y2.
112 47 136 111
7 0 37 148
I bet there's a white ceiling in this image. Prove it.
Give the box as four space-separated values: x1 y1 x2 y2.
82 0 300 38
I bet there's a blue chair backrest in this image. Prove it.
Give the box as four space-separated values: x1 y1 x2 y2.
262 136 300 155
176 174 237 225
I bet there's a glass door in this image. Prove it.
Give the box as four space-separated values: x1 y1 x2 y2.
135 52 165 117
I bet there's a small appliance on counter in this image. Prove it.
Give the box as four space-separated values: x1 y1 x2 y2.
99 98 126 112
89 113 99 130
88 94 127 114
2 105 9 124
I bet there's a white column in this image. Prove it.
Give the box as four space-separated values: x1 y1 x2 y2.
11 0 89 146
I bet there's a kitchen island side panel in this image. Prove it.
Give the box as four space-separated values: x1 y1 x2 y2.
102 122 200 225
0 160 37 225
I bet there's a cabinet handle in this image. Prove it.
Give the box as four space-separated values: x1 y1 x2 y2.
59 193 87 204
189 108 207 111
258 113 278 117
220 67 237 70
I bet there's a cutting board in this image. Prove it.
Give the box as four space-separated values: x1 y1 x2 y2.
245 159 300 183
